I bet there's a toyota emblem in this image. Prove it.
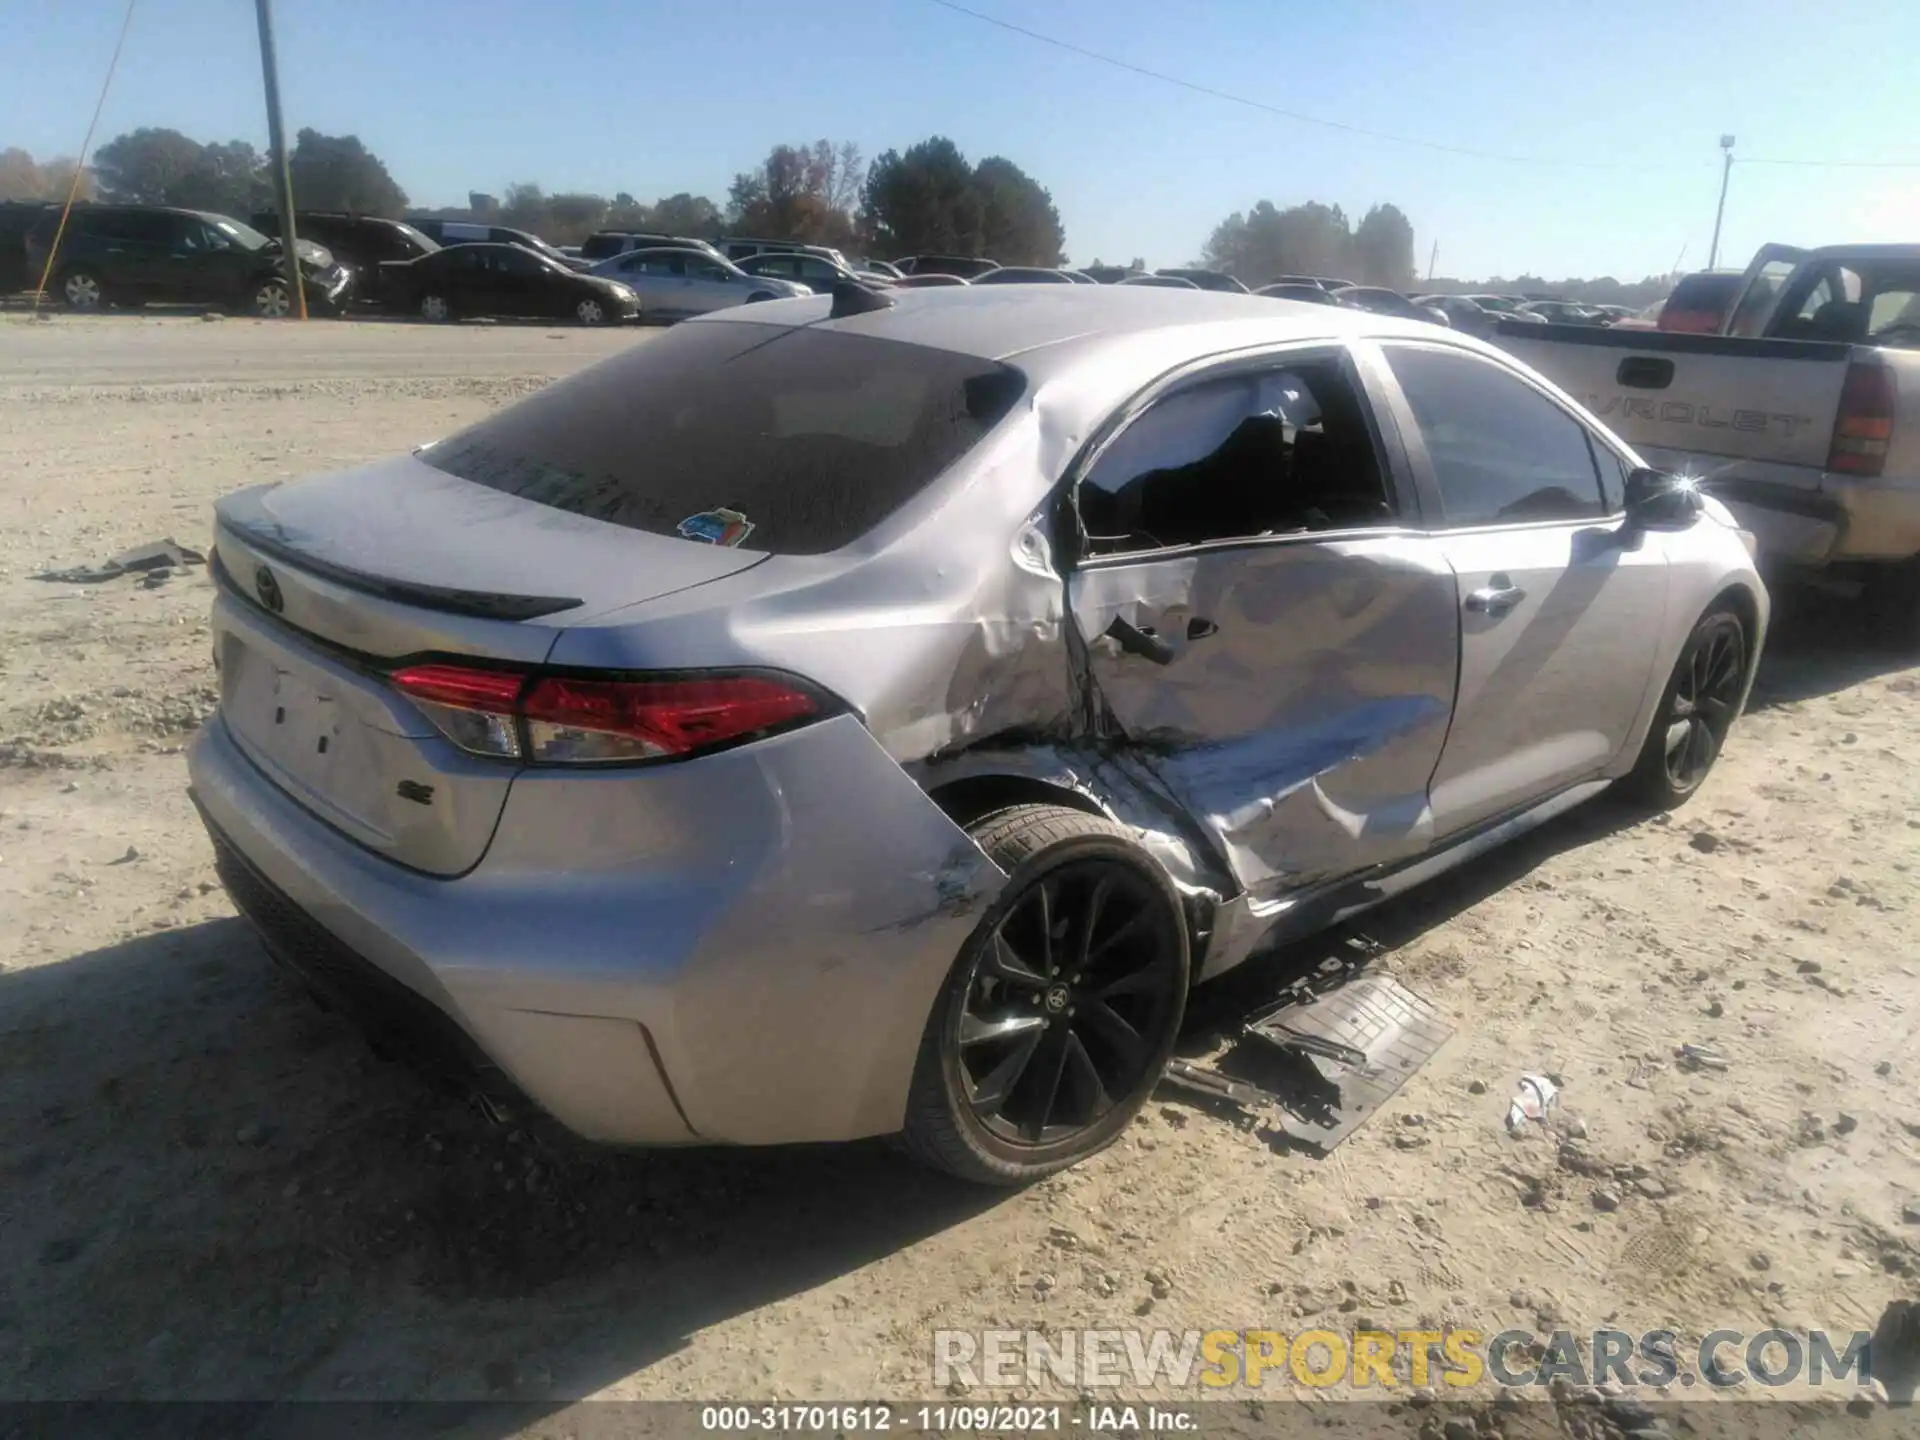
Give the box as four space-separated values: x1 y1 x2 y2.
254 564 284 614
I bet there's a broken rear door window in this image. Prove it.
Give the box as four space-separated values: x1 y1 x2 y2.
1077 357 1396 555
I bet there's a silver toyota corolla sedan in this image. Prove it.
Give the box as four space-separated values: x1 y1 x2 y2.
189 285 1766 1185
588 246 809 319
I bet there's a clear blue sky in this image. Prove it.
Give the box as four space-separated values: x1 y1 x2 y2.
7 0 1918 280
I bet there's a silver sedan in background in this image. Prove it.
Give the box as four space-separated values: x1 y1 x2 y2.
190 286 1765 1186
588 246 808 320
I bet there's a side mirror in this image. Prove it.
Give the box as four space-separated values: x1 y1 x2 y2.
1623 467 1703 529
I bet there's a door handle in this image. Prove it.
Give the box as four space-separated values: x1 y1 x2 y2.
1465 576 1526 616
1104 616 1176 665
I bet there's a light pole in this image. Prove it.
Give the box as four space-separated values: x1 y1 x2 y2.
1707 135 1735 271
254 0 306 318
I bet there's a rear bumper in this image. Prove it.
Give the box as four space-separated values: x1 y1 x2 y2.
187 712 1003 1147
1640 446 1920 566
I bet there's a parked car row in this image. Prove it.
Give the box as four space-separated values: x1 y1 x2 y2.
3 198 1700 341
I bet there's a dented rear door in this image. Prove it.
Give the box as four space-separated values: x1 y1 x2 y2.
1069 535 1459 897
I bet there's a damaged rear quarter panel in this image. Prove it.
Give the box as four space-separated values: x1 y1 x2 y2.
545 394 1088 766
459 715 1009 1143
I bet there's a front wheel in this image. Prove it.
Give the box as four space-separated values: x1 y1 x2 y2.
1619 607 1747 810
744 290 775 304
574 296 610 325
898 803 1190 1186
419 293 454 322
251 278 293 318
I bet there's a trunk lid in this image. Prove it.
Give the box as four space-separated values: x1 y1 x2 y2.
217 454 767 636
210 455 766 874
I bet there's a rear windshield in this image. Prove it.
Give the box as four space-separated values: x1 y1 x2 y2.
420 320 1027 555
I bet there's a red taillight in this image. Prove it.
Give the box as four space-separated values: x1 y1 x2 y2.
521 676 817 762
1828 362 1896 478
387 663 822 764
390 663 525 711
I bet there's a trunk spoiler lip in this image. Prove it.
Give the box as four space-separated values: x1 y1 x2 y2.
217 515 586 622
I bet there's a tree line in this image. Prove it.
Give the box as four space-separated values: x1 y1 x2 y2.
3 127 1069 266
3 126 1667 301
1199 200 1419 290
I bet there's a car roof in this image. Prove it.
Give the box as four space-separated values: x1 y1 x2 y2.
691 282 1427 374
620 246 723 262
1807 243 1920 262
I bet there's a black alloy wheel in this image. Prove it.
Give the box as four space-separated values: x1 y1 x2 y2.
956 858 1180 1144
900 804 1189 1185
1622 608 1746 809
1661 614 1745 791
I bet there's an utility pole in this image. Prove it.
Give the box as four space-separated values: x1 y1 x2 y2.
1426 240 1438 284
1707 135 1735 271
254 0 306 318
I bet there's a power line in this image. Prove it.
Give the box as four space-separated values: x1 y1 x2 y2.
923 0 1920 172
1738 156 1920 169
923 0 1588 165
32 0 140 317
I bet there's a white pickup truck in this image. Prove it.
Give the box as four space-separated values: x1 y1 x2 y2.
1497 243 1920 641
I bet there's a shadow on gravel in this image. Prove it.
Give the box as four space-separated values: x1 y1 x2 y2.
1181 789 1647 1039
0 919 1003 1407
1747 582 1917 710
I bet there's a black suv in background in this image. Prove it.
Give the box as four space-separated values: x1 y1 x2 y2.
26 204 353 315
251 211 435 305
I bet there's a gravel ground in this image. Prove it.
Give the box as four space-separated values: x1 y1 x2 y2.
0 316 1915 1430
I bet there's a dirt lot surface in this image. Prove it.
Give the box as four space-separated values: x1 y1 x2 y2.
1 316 1916 1426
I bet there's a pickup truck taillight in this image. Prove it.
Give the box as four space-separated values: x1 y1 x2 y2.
1828 363 1896 478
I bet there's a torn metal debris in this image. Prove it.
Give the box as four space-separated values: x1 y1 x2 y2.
36 538 207 585
1159 970 1453 1153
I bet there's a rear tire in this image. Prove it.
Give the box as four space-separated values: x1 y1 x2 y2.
1618 607 1747 811
898 804 1189 1186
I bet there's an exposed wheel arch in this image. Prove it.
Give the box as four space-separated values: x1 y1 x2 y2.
925 771 1219 971
926 773 1110 835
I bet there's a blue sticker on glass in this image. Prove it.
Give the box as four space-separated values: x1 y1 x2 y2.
676 507 755 547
